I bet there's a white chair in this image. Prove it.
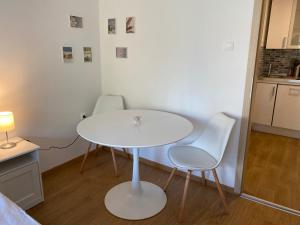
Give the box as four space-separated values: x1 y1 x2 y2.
80 95 130 176
163 113 235 222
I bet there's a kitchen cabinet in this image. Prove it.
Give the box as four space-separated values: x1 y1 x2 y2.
273 85 300 130
288 0 300 48
259 0 272 47
252 82 277 125
266 0 294 49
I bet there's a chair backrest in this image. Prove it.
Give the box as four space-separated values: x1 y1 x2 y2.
92 95 125 115
192 113 235 166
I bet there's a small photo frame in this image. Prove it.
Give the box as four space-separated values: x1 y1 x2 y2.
70 16 83 28
83 47 92 62
116 47 128 58
62 46 73 62
108 18 116 34
126 17 135 33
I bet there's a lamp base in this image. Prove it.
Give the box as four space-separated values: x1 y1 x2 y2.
0 142 16 149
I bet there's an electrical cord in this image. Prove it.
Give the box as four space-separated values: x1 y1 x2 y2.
39 135 81 151
15 139 26 144
2 135 80 151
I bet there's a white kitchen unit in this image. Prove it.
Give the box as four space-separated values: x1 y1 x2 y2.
266 0 294 49
252 82 277 125
259 0 272 48
288 0 300 48
273 85 300 130
0 137 44 210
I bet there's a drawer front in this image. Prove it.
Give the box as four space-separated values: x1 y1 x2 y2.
0 162 43 210
273 85 300 130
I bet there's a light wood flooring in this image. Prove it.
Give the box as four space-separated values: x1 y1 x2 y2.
243 131 300 211
28 148 300 225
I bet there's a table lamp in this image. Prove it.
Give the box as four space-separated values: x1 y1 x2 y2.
0 112 16 149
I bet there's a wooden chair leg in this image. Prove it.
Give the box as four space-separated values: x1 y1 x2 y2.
179 170 192 222
212 169 229 213
163 167 177 191
201 171 207 186
122 148 130 159
80 142 92 173
110 147 119 177
95 144 100 156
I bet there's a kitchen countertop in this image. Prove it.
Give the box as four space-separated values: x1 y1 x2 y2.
257 76 300 85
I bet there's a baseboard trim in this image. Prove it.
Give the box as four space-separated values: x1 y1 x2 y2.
109 148 236 194
41 149 98 178
42 147 235 194
252 123 300 139
42 149 300 216
241 193 300 217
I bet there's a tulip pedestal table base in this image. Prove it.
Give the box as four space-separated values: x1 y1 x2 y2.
104 148 167 220
104 181 167 220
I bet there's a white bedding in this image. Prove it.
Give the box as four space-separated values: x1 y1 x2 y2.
0 193 40 225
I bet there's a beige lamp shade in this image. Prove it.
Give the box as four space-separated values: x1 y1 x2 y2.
0 112 15 132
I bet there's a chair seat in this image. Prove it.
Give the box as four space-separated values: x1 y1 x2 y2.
168 145 218 170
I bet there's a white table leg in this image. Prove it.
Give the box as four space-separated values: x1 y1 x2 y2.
131 148 141 194
104 147 167 220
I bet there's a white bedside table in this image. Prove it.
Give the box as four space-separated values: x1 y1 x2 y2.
0 137 44 210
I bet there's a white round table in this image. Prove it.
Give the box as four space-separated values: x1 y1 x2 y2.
77 109 193 220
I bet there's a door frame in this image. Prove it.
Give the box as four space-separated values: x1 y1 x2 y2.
236 1 300 216
234 0 264 194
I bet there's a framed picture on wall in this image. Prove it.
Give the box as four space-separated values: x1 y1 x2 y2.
108 18 116 34
70 16 83 28
62 46 73 62
126 17 135 33
116 47 127 58
83 47 92 62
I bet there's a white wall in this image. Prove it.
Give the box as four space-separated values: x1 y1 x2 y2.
99 0 255 188
0 0 101 171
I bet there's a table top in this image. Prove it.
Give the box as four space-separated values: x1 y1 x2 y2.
77 109 193 148
0 137 39 163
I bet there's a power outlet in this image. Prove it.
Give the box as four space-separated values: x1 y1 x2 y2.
80 112 87 120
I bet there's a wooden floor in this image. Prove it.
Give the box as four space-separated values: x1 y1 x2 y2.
244 131 300 211
28 148 300 225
